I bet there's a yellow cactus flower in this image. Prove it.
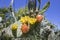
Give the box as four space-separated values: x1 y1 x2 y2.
28 18 36 24
24 16 30 22
20 16 30 23
20 17 26 23
20 16 36 24
11 23 18 30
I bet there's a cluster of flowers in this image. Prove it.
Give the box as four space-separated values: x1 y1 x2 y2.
20 16 36 24
11 14 43 34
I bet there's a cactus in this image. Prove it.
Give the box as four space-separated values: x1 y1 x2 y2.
0 0 59 40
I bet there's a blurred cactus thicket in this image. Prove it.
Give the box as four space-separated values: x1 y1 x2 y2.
0 0 60 40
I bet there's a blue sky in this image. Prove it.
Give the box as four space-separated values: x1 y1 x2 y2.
0 0 60 29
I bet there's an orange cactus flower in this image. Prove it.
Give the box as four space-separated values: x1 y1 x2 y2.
21 23 30 33
36 15 43 22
